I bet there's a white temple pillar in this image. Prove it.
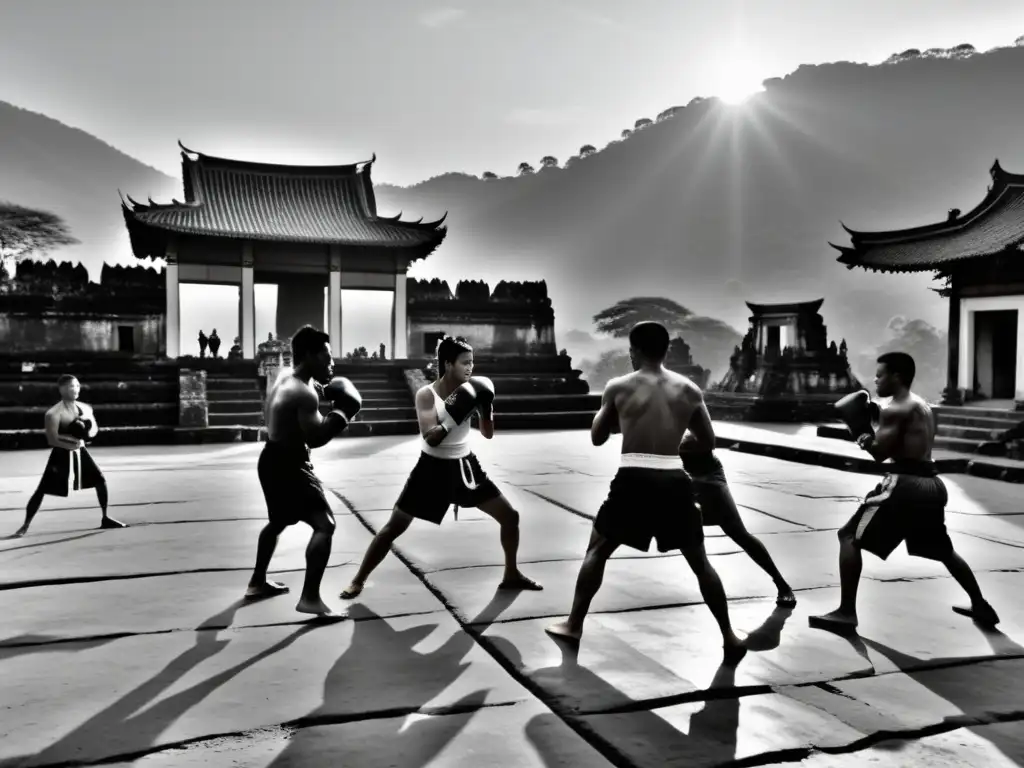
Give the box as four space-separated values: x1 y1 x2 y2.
391 271 408 360
241 264 255 359
165 254 180 358
328 268 342 358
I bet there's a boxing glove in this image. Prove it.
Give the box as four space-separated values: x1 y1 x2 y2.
469 376 495 417
439 382 479 432
834 390 875 442
322 377 362 426
68 418 92 441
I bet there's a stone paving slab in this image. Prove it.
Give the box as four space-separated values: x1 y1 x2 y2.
0 558 430 647
0 513 374 587
105 701 619 768
0 608 531 767
2 433 1024 767
796 722 1024 767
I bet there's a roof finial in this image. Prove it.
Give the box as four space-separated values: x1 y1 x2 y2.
991 158 1003 179
178 139 197 156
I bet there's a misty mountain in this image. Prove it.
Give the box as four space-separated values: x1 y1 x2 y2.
374 42 1024 358
0 100 179 273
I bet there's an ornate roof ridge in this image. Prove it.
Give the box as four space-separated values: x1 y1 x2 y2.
745 298 825 314
841 159 1024 245
177 139 376 177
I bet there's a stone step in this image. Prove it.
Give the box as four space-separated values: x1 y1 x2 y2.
206 389 261 401
480 411 596 430
937 424 1007 442
0 403 178 430
207 399 264 414
936 405 1023 420
206 378 260 391
333 419 420 438
496 394 601 412
935 435 987 452
208 412 264 427
937 413 1023 429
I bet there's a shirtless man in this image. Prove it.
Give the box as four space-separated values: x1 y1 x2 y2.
340 334 541 599
547 321 747 664
13 374 126 537
810 351 1000 632
245 324 362 618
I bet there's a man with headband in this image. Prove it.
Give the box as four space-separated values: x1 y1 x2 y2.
340 334 541 599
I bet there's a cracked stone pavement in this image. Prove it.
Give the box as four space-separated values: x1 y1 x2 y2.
1 430 1022 767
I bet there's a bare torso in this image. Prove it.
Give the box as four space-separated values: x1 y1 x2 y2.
264 374 317 447
612 369 700 456
880 392 935 462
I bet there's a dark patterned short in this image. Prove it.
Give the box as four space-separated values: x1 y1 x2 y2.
396 452 500 524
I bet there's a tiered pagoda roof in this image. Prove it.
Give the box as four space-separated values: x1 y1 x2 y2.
830 160 1024 273
121 141 447 259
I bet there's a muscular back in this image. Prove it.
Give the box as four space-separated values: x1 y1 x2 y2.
612 369 704 455
264 374 319 447
882 393 935 462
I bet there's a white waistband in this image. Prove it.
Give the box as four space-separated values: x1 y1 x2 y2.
620 453 681 470
421 441 471 460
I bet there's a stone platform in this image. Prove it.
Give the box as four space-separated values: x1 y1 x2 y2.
1 432 1023 767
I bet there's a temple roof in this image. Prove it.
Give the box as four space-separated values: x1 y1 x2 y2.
830 160 1024 273
745 299 824 316
121 141 447 256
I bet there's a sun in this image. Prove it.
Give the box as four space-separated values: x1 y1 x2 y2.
708 57 766 105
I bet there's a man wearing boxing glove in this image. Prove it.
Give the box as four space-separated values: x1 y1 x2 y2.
13 374 125 538
810 352 1000 634
341 334 540 599
246 324 360 619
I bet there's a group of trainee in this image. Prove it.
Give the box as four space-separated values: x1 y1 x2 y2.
15 321 1000 657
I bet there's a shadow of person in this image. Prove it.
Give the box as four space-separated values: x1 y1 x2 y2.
0 633 121 663
807 621 875 675
856 629 1024 764
514 604 795 767
267 587 526 767
19 598 322 767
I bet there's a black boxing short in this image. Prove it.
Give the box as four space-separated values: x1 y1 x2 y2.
38 445 104 497
594 453 704 552
258 441 332 528
838 462 953 561
682 451 741 528
396 452 500 524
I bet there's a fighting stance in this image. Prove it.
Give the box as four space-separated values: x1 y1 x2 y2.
340 335 541 599
680 448 797 606
13 374 125 537
547 321 747 664
246 325 363 618
810 351 1000 632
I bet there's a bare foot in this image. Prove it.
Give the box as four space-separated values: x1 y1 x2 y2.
809 610 859 633
953 602 1000 628
11 527 28 539
544 621 582 642
244 581 290 600
776 588 797 607
100 517 127 530
296 597 343 620
499 573 543 591
340 582 364 600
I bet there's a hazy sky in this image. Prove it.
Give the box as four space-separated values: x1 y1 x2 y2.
3 0 1021 188
2 1 1023 354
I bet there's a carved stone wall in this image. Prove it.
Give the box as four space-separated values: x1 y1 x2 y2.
406 278 557 357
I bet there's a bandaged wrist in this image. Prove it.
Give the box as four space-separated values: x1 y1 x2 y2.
439 410 458 432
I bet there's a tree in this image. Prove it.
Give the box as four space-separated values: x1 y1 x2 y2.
0 202 78 263
579 144 597 158
517 162 535 176
620 129 633 139
592 297 743 381
593 297 695 337
634 117 653 130
1016 35 1024 47
540 155 559 169
481 171 498 180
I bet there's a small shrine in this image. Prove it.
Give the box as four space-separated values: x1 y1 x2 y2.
664 336 710 388
710 299 862 421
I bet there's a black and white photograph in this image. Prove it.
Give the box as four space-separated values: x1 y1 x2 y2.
1 1 1023 765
